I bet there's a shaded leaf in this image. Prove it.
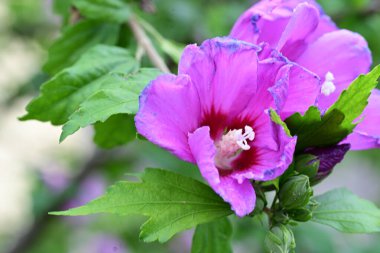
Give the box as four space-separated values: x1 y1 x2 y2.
191 217 233 253
73 0 131 23
285 107 348 152
94 114 136 148
43 20 120 75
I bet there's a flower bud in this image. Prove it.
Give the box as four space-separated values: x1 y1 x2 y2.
264 225 296 253
305 144 350 184
287 208 312 222
294 154 319 178
272 210 290 225
279 175 313 210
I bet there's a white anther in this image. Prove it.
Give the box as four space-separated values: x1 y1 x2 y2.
215 125 255 170
321 71 336 96
235 125 255 150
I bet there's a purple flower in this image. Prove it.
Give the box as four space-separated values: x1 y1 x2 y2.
230 0 379 150
134 37 313 216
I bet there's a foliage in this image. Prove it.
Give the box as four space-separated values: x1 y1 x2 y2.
50 169 232 243
4 0 380 253
286 66 380 152
312 188 380 233
191 217 233 253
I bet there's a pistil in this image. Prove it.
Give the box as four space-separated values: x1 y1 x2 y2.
321 72 336 96
215 125 255 170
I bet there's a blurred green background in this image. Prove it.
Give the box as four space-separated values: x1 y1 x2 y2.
0 0 379 252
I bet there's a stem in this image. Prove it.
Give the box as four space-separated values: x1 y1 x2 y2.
271 192 278 210
128 16 170 73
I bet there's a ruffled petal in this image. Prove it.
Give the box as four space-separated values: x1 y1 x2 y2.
343 89 380 150
230 112 297 183
276 3 319 60
296 30 372 110
135 74 201 162
264 57 320 119
179 37 260 118
230 0 337 54
188 126 256 217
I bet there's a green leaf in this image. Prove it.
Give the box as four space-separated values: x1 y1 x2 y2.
191 217 233 253
21 45 138 125
43 20 120 75
286 65 380 152
93 114 136 148
73 0 131 23
59 68 161 142
50 168 232 242
270 109 291 136
327 64 380 128
285 107 348 152
312 188 380 233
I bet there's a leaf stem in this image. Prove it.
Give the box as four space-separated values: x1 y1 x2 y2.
127 16 170 73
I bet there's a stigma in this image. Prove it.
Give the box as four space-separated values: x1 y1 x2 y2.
215 125 255 170
321 72 336 96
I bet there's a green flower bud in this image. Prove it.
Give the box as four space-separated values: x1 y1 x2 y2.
294 154 320 178
264 225 296 253
287 208 312 222
279 175 313 210
272 210 290 225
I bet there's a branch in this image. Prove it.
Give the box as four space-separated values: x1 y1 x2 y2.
4 149 116 253
128 16 170 73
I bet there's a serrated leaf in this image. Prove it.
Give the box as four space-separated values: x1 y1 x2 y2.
327 64 380 128
73 0 131 23
285 107 348 152
312 188 380 233
60 68 161 141
93 114 136 148
21 45 138 125
285 66 380 152
191 217 233 253
43 19 120 75
50 168 232 243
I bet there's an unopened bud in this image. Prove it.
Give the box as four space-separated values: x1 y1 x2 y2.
279 175 313 210
306 144 350 185
287 208 312 222
264 225 296 253
294 154 319 178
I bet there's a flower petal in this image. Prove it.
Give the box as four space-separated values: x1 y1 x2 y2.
188 126 256 217
296 30 372 110
343 89 380 150
135 74 201 162
179 37 260 118
265 59 320 119
230 0 336 54
276 3 319 60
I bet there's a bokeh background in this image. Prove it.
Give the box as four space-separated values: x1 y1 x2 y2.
0 0 379 252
